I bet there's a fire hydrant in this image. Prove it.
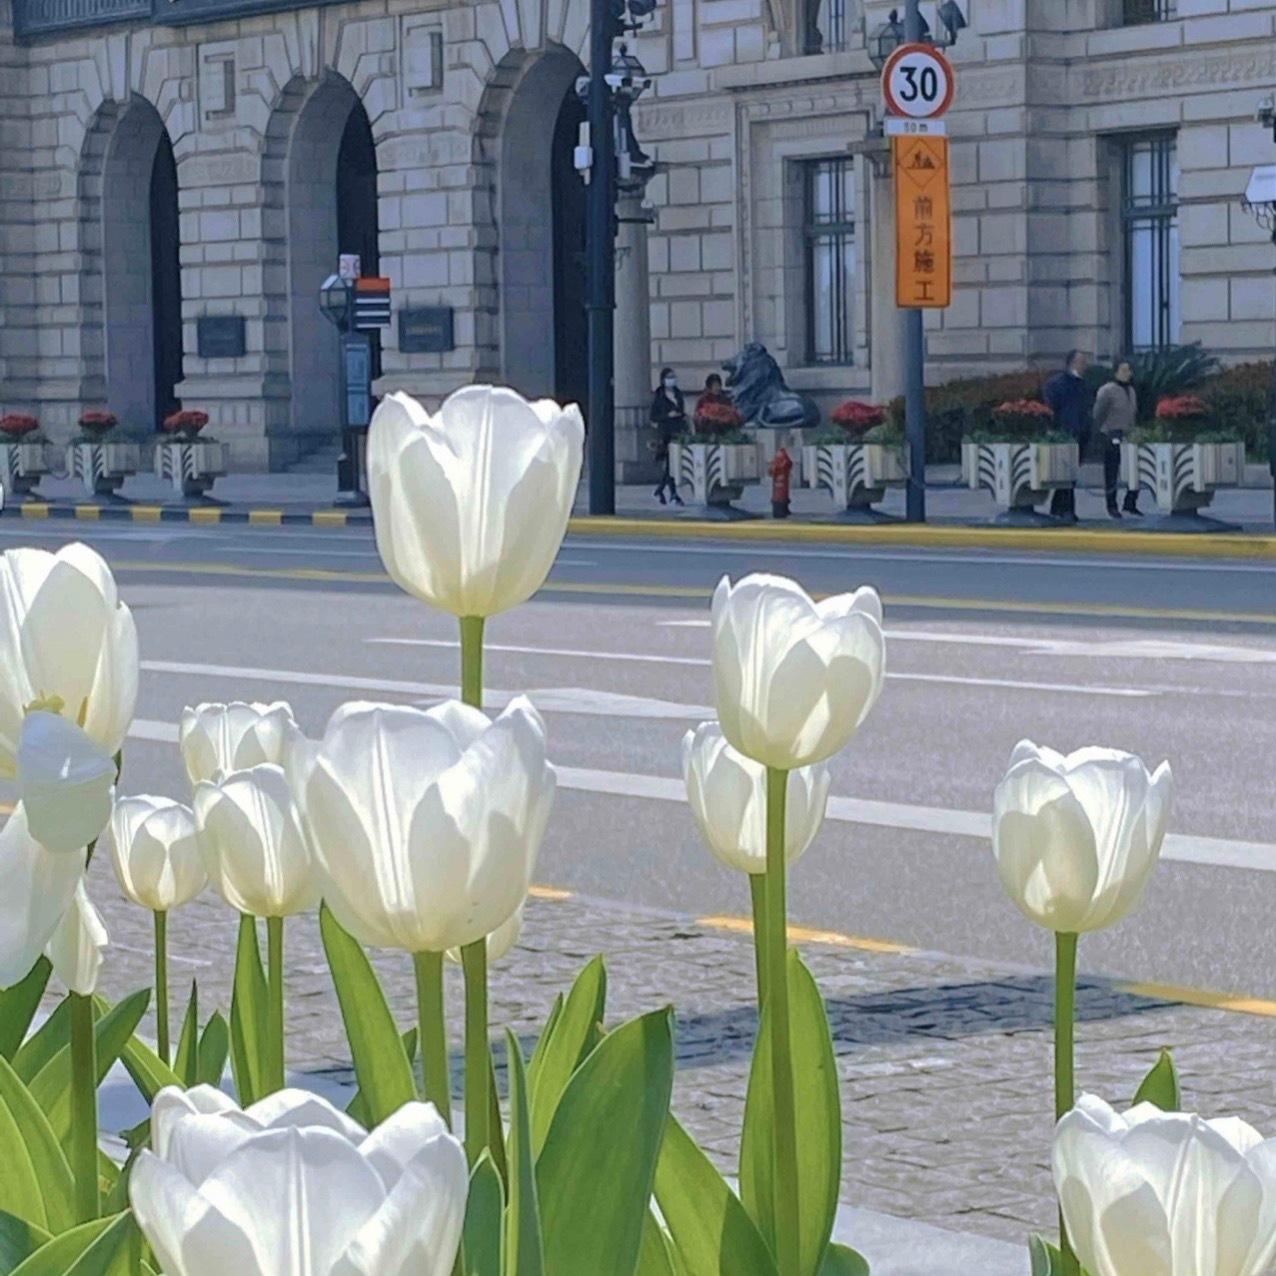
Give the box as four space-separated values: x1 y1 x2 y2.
769 446 793 519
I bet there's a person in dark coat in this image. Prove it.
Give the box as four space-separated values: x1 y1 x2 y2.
650 367 686 506
1043 349 1092 521
693 373 732 431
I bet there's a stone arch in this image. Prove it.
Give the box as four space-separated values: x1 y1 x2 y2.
77 93 183 434
475 44 587 400
261 71 380 450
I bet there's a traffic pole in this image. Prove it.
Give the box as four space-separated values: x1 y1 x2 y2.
586 0 617 515
903 0 926 523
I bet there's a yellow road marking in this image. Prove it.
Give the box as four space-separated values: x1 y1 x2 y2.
248 510 283 526
312 511 348 528
528 885 574 901
20 504 51 519
131 506 164 523
74 505 100 521
696 913 916 955
1116 980 1276 1018
188 507 221 525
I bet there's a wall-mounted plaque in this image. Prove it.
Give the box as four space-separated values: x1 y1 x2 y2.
399 307 455 354
196 315 246 359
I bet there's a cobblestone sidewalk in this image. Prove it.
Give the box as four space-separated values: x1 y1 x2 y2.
81 856 1276 1247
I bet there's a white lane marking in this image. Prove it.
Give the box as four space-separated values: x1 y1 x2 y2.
124 721 1276 873
365 639 1155 698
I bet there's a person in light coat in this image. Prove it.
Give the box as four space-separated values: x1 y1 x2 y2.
1093 359 1142 519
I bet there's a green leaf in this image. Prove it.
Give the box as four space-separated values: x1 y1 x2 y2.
0 962 51 1062
29 990 150 1147
462 1153 504 1276
818 1244 870 1276
486 1046 508 1186
346 1028 418 1128
529 957 607 1155
537 1008 673 1276
174 982 199 1088
197 1012 230 1088
741 951 841 1276
0 1055 74 1233
0 1209 49 1275
101 1143 140 1218
1133 1049 1180 1112
119 1034 183 1110
1029 1235 1063 1276
230 914 269 1107
655 1116 776 1276
318 905 417 1124
504 1030 544 1276
11 1211 135 1276
637 1213 679 1276
12 1001 71 1084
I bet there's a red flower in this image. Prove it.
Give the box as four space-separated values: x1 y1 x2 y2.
79 409 118 434
694 398 744 435
831 400 886 434
992 399 1053 419
162 410 210 437
0 413 40 438
1155 394 1209 421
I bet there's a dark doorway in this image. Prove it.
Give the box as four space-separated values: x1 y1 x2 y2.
149 133 183 429
336 104 381 377
551 85 587 409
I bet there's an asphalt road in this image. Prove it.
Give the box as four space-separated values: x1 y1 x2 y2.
8 517 1276 1000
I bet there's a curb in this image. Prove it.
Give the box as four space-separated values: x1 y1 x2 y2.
0 502 372 527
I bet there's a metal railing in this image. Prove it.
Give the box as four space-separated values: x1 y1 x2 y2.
1123 0 1175 23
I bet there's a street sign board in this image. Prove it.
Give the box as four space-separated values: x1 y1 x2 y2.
354 276 392 330
196 315 246 359
882 42 956 120
884 117 946 136
399 307 455 353
894 135 952 309
1246 164 1276 206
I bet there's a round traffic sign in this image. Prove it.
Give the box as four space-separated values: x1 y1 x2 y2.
881 42 956 120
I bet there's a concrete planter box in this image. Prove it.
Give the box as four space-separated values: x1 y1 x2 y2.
961 440 1079 524
67 440 141 498
0 440 49 499
803 442 909 521
747 426 812 486
668 441 760 520
1121 441 1244 527
155 439 228 501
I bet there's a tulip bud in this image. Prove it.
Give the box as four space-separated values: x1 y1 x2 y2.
104 795 206 913
45 883 107 996
16 710 116 854
130 1085 467 1276
367 387 584 618
711 574 885 771
446 904 524 967
180 701 299 786
682 722 830 874
1054 1094 1276 1276
194 764 318 918
299 697 556 954
993 741 1172 934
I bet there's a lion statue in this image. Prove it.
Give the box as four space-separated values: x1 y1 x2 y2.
722 343 820 430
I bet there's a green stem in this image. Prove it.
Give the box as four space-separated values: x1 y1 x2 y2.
460 615 485 710
461 939 490 1167
154 911 169 1067
69 992 98 1222
414 951 452 1124
764 768 800 1276
1055 931 1080 1276
266 916 285 1095
749 873 769 1011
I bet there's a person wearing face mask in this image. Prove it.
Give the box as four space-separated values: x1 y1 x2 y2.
1093 358 1142 518
650 367 687 506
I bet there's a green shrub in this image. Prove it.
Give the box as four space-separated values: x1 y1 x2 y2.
1197 361 1274 462
887 370 1045 462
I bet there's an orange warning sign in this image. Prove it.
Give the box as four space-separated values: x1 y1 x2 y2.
894 135 952 309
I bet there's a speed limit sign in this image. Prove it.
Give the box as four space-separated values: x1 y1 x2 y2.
881 43 955 120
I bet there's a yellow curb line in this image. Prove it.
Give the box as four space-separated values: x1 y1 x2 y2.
74 505 100 521
696 913 916 956
131 506 164 523
248 509 283 526
568 515 1276 560
1116 980 1276 1018
20 504 51 519
188 507 222 525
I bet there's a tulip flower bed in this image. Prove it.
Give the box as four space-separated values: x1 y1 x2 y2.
0 382 1271 1276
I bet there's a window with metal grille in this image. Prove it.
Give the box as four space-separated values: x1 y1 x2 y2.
1123 0 1175 24
1122 133 1180 352
804 159 855 365
804 0 847 54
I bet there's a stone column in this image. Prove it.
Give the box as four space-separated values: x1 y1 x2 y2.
613 190 660 484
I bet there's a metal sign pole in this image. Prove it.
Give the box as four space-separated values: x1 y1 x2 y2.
903 0 927 523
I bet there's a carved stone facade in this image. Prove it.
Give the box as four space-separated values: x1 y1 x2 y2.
0 0 1274 467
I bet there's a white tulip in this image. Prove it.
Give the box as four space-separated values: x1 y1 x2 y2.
0 543 136 773
131 1085 467 1276
16 710 116 854
105 795 206 913
0 804 86 990
711 574 885 770
367 387 584 618
1054 1094 1276 1276
194 764 318 918
180 701 299 786
993 741 1173 934
300 698 555 954
446 904 524 967
44 882 107 996
682 722 830 874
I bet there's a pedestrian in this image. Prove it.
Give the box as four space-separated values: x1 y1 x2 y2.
693 373 732 430
650 367 686 506
1093 358 1142 519
1043 349 1092 522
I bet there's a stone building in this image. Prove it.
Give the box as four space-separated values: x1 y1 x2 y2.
0 0 1274 468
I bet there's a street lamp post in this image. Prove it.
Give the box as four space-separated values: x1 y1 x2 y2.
1242 101 1276 526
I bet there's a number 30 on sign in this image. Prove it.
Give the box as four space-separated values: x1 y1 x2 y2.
881 43 955 120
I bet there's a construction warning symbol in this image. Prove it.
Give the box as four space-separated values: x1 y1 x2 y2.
893 135 952 309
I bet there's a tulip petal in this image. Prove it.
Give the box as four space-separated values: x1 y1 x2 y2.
17 711 116 854
152 1085 243 1159
163 1111 261 1188
357 1101 451 1186
246 1088 367 1144
45 883 107 996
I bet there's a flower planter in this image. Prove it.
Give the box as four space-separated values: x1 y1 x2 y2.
802 442 908 522
746 427 812 487
668 441 761 520
961 440 1079 525
66 440 140 499
1120 440 1244 530
0 441 49 500
154 439 228 501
